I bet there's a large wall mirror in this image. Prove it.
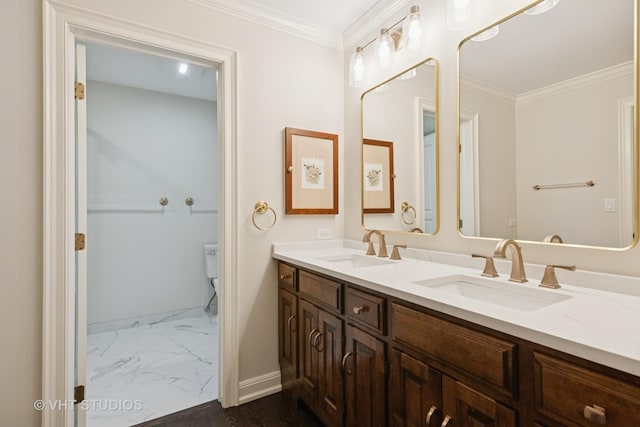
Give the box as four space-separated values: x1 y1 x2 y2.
458 0 637 248
361 58 439 234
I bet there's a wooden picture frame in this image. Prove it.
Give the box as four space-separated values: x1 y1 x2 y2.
285 127 339 214
363 139 395 213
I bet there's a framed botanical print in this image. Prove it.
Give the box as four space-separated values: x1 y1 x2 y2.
363 138 394 213
285 127 338 214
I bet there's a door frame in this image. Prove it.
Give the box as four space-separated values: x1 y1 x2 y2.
43 2 239 426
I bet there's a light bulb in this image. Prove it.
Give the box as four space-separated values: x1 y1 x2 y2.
403 6 424 50
178 63 189 74
349 47 365 88
377 29 394 66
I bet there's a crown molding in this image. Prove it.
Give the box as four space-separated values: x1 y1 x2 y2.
517 61 634 105
343 0 412 50
187 0 342 49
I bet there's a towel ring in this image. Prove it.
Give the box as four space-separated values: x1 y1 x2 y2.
252 201 277 231
400 202 416 225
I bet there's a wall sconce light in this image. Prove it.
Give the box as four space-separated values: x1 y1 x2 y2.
348 5 426 88
403 5 424 50
349 47 365 87
377 28 395 66
525 0 560 15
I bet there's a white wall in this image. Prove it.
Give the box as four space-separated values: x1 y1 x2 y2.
0 1 42 424
516 72 633 246
86 81 217 324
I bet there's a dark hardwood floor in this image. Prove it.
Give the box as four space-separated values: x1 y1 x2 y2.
133 393 324 427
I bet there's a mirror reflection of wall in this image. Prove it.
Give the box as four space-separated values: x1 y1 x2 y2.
458 0 635 248
362 59 438 234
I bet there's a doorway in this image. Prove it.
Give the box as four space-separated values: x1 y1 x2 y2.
78 42 220 425
44 8 240 423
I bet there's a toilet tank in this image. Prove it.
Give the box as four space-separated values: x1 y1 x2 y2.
204 243 218 279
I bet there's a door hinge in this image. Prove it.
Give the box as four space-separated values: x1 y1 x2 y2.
74 385 85 404
75 233 86 251
459 219 463 229
75 82 85 100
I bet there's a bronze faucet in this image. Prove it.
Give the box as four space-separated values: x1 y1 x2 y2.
493 239 527 283
362 230 388 257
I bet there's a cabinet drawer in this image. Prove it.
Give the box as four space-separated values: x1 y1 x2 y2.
391 302 517 397
278 263 296 291
345 286 385 334
533 352 640 426
299 270 341 311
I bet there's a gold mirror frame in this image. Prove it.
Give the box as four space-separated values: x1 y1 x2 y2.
456 0 639 251
361 58 440 235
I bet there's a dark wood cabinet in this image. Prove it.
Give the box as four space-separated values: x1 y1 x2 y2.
278 288 298 401
442 375 516 426
344 324 386 427
276 261 640 427
389 350 443 427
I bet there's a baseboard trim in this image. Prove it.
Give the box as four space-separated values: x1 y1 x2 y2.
238 370 282 405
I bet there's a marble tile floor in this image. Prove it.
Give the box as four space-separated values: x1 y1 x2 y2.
86 313 218 427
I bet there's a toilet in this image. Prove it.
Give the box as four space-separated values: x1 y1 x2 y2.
203 243 219 314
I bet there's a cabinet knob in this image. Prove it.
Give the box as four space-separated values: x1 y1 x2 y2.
287 314 296 333
353 305 368 315
341 352 353 375
280 273 292 281
440 415 451 427
583 404 607 424
426 406 438 425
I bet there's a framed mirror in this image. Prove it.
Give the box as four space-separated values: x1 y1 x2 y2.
361 58 439 234
458 0 637 248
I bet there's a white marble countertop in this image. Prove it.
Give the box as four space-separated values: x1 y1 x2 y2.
272 240 640 377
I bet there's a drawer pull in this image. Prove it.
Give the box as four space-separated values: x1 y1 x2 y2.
279 273 292 281
287 314 296 332
314 332 324 352
583 404 607 424
426 406 438 425
353 305 368 315
308 329 319 346
342 352 353 375
440 415 451 427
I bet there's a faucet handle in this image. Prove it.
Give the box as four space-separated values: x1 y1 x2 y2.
539 264 576 289
390 245 407 260
365 241 376 256
471 254 499 277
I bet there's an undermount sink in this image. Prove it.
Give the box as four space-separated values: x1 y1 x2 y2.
319 254 394 268
413 275 572 311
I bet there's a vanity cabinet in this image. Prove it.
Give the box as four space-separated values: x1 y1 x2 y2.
344 324 386 426
276 261 640 426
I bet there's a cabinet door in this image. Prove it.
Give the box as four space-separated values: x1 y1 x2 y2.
442 376 516 426
317 310 344 426
389 350 443 427
299 299 319 402
278 288 298 399
345 324 386 427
